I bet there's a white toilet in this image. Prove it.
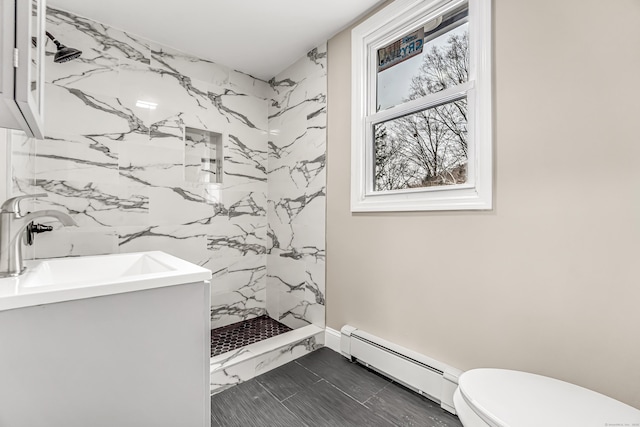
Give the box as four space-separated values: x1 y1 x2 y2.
454 368 640 427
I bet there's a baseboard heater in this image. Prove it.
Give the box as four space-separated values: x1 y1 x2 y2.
340 325 462 414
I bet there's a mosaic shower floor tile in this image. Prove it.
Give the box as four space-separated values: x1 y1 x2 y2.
210 315 292 357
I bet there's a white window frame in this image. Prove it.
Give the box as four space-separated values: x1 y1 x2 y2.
351 0 492 212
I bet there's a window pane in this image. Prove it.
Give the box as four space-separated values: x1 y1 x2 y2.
373 98 467 191
377 8 468 111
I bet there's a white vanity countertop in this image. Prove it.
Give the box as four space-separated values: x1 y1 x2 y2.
0 251 212 311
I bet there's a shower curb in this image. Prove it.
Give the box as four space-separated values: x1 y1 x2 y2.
210 324 325 395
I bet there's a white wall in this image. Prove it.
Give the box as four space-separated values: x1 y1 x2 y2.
326 0 640 408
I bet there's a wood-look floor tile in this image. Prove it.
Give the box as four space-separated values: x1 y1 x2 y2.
256 358 321 401
365 382 463 427
210 348 464 427
210 413 222 427
296 348 390 403
282 379 394 427
210 379 307 427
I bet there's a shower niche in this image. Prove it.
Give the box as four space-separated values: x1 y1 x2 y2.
184 127 224 184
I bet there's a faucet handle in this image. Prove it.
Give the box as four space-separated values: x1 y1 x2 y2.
0 193 48 214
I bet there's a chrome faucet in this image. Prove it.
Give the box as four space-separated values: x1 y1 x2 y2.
0 194 77 277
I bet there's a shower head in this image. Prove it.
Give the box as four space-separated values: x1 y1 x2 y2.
53 44 82 63
45 31 82 63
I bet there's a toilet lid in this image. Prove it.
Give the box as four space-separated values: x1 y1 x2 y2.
457 369 640 427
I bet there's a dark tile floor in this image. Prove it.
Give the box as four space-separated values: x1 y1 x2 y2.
210 347 463 427
211 316 292 357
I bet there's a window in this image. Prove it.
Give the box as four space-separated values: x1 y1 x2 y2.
351 0 492 211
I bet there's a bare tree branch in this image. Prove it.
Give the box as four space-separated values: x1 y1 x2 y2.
374 31 469 191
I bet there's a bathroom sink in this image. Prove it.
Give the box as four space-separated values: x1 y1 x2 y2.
0 251 211 311
21 252 174 288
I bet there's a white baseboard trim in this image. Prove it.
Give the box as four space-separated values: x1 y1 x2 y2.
340 325 462 414
324 327 341 353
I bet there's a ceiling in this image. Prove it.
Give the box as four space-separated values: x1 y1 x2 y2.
48 0 385 80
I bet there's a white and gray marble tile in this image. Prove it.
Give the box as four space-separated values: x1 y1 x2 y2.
266 255 325 329
9 130 37 186
268 133 326 193
210 358 257 394
223 133 268 192
150 43 230 87
33 228 118 259
265 278 280 321
270 79 327 128
117 225 209 266
147 186 219 226
35 135 119 184
209 255 268 329
9 131 37 263
28 180 149 228
118 136 184 187
229 69 271 100
270 45 327 94
44 7 149 96
268 195 326 262
210 326 324 394
254 335 323 375
46 6 151 66
266 44 327 328
44 83 151 139
299 260 326 328
206 222 267 258
11 7 327 335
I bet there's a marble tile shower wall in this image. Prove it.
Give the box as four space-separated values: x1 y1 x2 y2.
9 130 37 262
9 7 327 331
267 46 327 329
15 7 273 329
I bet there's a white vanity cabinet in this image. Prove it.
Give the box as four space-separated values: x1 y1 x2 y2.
0 252 212 427
0 281 211 427
0 0 46 138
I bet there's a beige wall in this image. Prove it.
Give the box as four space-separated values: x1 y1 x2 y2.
327 0 640 408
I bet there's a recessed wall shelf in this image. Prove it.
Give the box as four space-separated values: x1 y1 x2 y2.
184 127 224 184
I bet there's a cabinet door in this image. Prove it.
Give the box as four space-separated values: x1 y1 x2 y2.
0 0 16 104
14 0 45 139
